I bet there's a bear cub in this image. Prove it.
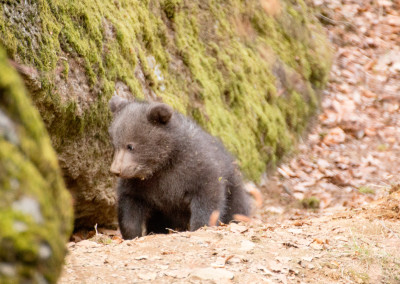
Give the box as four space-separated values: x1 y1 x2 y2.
109 96 251 239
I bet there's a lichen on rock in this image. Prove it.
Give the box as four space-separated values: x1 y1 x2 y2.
0 47 73 283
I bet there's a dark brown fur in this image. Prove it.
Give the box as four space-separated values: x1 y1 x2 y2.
109 96 251 239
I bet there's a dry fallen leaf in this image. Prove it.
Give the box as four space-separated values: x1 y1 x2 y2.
211 255 234 268
293 220 311 226
229 223 248 233
323 127 346 145
312 238 329 245
365 127 377 136
329 173 350 186
361 89 377 98
279 164 297 177
233 214 252 223
301 256 314 262
331 261 340 268
364 58 377 70
211 257 227 268
112 236 124 244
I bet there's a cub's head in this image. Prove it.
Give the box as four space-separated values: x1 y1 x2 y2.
108 96 175 180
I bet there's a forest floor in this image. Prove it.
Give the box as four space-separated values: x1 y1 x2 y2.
59 0 400 283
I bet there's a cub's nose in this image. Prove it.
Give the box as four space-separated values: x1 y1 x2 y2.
110 167 121 177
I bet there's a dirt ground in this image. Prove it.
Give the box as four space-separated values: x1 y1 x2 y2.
59 0 400 283
59 192 400 284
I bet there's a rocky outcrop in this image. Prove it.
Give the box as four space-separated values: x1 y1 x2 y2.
0 48 73 283
0 0 331 229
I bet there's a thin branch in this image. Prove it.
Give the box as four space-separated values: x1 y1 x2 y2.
378 220 400 239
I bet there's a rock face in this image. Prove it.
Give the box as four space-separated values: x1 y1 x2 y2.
0 48 73 283
0 0 331 229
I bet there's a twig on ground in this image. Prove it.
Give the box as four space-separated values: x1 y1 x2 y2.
377 220 400 239
166 228 179 234
315 13 354 27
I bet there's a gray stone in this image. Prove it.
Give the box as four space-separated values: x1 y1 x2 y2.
12 196 43 224
39 244 52 260
0 263 16 277
0 109 19 145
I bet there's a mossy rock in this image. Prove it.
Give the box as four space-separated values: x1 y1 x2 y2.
0 47 73 283
0 0 332 229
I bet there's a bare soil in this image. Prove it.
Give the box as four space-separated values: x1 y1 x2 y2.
59 193 400 284
59 0 400 283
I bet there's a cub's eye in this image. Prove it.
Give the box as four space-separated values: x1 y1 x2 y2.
127 144 134 151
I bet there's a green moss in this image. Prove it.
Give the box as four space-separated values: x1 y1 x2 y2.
161 0 183 19
0 47 73 283
377 144 388 152
358 186 375 195
301 196 320 209
62 59 69 80
0 143 59 282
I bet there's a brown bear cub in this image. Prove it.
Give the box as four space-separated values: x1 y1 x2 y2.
109 96 251 239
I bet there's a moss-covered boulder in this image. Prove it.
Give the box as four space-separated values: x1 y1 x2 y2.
0 48 73 283
0 0 331 229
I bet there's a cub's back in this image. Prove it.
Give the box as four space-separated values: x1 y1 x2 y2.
172 112 237 177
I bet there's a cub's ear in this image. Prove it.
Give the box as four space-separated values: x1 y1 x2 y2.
109 96 130 114
147 103 173 124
